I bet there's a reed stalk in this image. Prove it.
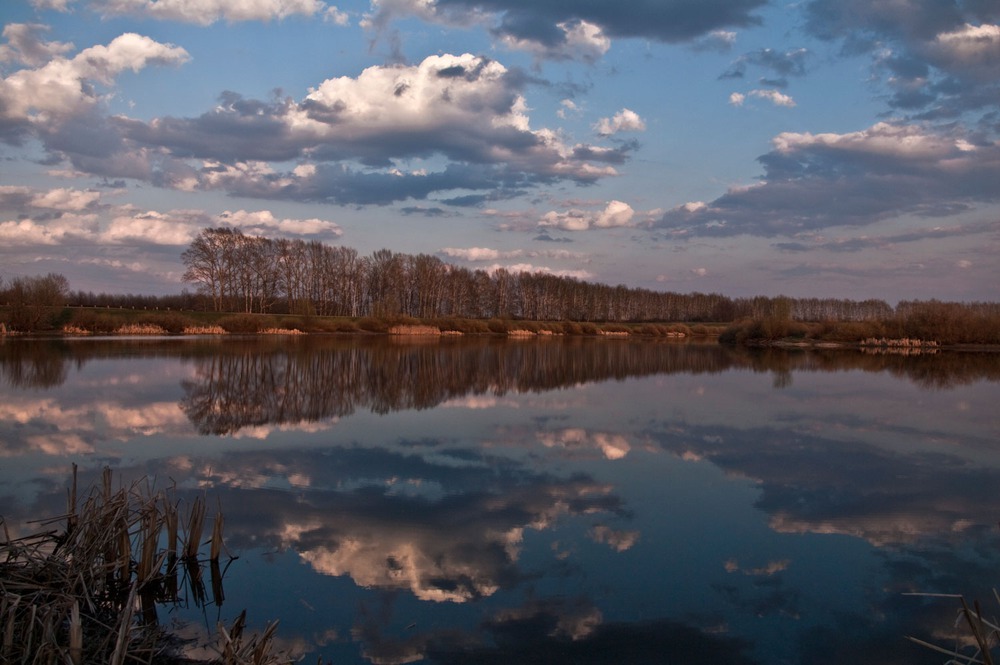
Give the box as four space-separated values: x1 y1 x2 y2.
0 468 288 664
185 495 207 561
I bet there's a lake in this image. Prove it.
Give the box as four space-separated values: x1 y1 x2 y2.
2 335 1000 664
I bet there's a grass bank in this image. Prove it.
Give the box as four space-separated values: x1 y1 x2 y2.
0 305 724 338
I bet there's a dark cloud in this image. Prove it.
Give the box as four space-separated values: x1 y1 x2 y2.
772 219 1000 253
534 231 574 243
658 123 1000 237
802 0 1000 119
434 0 767 44
428 609 760 664
720 47 810 83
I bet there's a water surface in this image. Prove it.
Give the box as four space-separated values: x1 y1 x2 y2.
2 336 999 664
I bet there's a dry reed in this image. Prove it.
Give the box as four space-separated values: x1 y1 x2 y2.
907 592 1000 664
0 465 290 664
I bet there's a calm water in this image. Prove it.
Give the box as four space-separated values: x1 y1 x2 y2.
2 336 1000 664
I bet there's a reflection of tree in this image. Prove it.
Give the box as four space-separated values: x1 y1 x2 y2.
180 338 741 434
0 339 69 388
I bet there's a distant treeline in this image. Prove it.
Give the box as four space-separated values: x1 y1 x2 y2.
3 230 1000 339
174 228 998 325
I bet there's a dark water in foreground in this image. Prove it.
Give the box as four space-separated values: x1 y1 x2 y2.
2 336 1000 664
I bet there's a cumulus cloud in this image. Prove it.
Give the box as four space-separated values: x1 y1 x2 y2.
0 23 74 66
658 122 1000 237
89 0 329 25
539 200 635 231
594 108 646 136
0 31 189 128
0 185 339 252
216 209 343 236
108 53 624 203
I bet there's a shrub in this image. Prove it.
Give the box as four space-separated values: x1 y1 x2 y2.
217 314 262 333
356 317 389 333
69 310 122 334
486 319 509 334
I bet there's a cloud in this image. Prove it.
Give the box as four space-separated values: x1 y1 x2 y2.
441 246 508 261
88 0 329 25
691 29 738 52
0 30 189 136
721 47 810 84
0 185 338 252
594 108 646 136
216 209 343 236
366 0 767 58
499 19 611 62
0 23 74 67
485 263 593 280
927 23 1000 80
730 89 796 107
103 53 625 203
539 200 635 231
802 1 1000 118
658 122 1000 237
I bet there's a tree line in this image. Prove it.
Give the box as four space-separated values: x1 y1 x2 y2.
2 229 998 336
178 228 1000 325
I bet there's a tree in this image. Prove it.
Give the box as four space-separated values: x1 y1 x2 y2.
4 273 70 331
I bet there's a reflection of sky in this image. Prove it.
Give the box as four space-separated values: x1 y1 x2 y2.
3 341 999 663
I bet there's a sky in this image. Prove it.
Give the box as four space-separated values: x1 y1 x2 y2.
1 0 998 303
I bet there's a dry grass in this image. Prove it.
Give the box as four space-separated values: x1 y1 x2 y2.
183 325 228 335
389 324 441 336
0 465 290 664
113 323 169 335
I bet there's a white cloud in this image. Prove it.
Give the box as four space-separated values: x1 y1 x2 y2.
557 98 581 119
771 122 973 160
730 90 795 107
751 89 796 107
217 209 343 236
30 0 73 11
595 200 635 228
30 187 101 211
104 210 200 245
487 263 593 280
496 19 612 62
540 200 635 231
0 32 189 123
691 267 708 277
441 247 505 261
92 0 329 25
594 108 646 135
323 5 350 25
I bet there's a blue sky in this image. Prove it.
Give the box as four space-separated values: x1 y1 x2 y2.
1 0 998 303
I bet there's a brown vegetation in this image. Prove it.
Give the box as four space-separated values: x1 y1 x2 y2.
0 467 289 664
720 300 1000 347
